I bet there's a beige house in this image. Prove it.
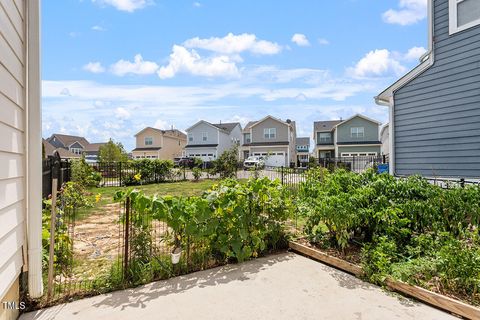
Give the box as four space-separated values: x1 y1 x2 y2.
132 127 187 160
1 2 43 320
241 116 297 167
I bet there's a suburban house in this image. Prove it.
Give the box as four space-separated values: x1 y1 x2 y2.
0 2 43 320
313 114 382 159
46 134 90 156
296 137 310 167
380 124 390 158
241 116 297 167
45 134 107 161
132 127 187 160
375 0 480 178
42 139 81 159
185 121 242 162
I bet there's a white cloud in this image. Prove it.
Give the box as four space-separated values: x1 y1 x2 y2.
154 119 170 130
404 46 427 61
349 49 407 78
92 25 106 32
92 0 152 12
383 0 427 26
83 62 106 74
183 33 282 55
158 45 240 79
193 2 201 7
115 107 131 120
318 38 330 45
68 32 80 38
110 54 159 76
291 33 310 47
60 88 71 96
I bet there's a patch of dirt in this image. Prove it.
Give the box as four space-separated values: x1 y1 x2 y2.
72 203 123 278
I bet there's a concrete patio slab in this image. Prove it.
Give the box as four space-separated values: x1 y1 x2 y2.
21 252 457 320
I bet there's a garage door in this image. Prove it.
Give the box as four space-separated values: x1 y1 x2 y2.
254 152 286 167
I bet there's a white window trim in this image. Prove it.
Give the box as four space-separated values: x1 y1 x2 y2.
188 133 194 142
350 127 365 138
201 132 208 142
264 128 276 139
449 0 480 35
144 137 153 145
318 132 331 143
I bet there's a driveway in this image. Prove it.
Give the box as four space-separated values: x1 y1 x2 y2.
21 252 456 320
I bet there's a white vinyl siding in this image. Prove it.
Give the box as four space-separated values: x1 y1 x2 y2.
0 0 26 302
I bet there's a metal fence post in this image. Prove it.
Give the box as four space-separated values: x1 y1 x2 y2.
119 162 122 187
281 166 284 185
47 152 61 300
123 196 131 280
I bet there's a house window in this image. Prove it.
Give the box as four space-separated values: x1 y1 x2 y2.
201 132 208 142
244 133 251 144
70 147 82 155
351 127 365 138
188 133 193 142
264 128 276 139
318 132 331 143
145 137 153 145
449 0 480 34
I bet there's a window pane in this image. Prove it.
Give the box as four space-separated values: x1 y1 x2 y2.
458 0 480 27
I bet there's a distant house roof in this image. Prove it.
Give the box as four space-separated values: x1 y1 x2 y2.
185 144 219 148
85 142 107 152
134 127 187 139
212 123 240 134
296 137 310 146
243 141 289 147
42 139 81 159
313 120 343 132
132 147 162 151
48 134 90 148
243 121 257 133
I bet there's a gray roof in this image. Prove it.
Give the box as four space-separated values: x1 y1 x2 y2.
313 120 343 132
296 137 310 146
242 121 257 133
47 134 90 148
212 122 240 134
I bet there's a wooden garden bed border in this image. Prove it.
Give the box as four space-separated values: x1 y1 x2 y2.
289 241 480 320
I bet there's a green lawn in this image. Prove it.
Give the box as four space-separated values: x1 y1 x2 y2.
77 180 218 220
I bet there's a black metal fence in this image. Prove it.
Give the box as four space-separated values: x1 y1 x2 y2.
90 162 188 187
42 157 71 198
318 155 388 173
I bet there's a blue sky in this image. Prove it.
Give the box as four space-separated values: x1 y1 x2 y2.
42 0 429 151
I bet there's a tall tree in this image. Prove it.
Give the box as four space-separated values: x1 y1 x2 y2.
98 139 128 163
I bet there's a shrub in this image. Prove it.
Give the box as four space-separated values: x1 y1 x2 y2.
71 158 102 187
211 145 239 179
192 167 202 181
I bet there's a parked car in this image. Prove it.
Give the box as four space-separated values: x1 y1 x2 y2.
174 157 195 168
243 156 265 170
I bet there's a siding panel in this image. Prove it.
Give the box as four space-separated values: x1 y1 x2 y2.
393 0 480 178
0 0 25 301
0 4 23 59
0 123 23 153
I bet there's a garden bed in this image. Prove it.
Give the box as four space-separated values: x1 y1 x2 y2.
289 240 480 320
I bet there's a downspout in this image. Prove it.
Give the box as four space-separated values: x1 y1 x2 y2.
26 0 44 298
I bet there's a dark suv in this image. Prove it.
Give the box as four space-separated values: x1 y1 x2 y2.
174 157 195 168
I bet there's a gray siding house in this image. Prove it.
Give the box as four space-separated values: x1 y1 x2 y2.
376 0 480 178
241 116 297 167
313 114 382 159
185 121 241 162
296 137 310 167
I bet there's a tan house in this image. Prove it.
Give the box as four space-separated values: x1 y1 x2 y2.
241 116 297 167
132 127 187 160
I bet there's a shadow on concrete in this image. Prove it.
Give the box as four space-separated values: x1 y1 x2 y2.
80 252 296 311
